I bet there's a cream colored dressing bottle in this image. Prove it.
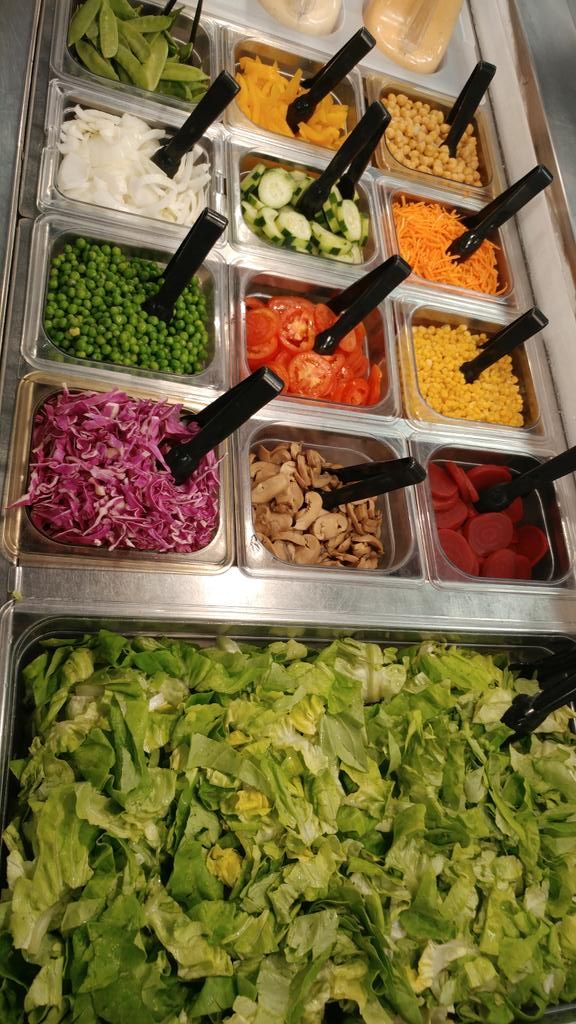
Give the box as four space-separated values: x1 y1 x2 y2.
363 0 464 74
257 0 342 36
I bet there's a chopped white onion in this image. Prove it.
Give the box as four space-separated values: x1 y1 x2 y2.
56 106 211 226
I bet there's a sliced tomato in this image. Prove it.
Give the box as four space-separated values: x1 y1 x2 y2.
273 347 293 369
345 347 369 377
342 377 370 406
289 352 335 399
278 307 315 354
314 302 338 334
266 360 291 391
366 364 383 405
245 295 265 310
246 308 279 365
338 329 360 353
269 296 316 315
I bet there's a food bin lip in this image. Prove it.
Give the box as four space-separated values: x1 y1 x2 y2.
227 134 385 274
20 211 230 397
229 258 401 422
409 432 576 593
365 70 503 202
1 371 233 574
38 78 226 241
396 293 559 443
376 175 531 310
221 23 366 158
234 416 425 585
50 0 218 116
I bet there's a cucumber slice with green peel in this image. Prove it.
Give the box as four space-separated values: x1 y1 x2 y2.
336 199 363 242
276 208 312 244
332 244 363 264
242 191 264 210
257 169 295 210
241 163 267 194
290 170 309 182
322 199 341 234
311 222 352 255
360 214 369 247
292 180 314 205
260 208 283 242
241 200 261 227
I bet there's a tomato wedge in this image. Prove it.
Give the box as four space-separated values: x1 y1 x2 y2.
289 352 335 399
278 307 315 354
246 308 279 366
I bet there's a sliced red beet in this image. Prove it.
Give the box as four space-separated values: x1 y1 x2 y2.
436 500 469 530
515 524 549 567
467 464 513 491
467 505 480 519
514 554 532 580
465 512 514 556
503 497 524 523
439 529 480 575
429 463 458 501
433 492 460 512
481 548 517 579
446 461 479 504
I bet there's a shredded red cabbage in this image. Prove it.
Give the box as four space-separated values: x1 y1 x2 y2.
13 388 220 554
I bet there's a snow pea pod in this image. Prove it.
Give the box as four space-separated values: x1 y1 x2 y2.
139 34 169 91
99 0 119 58
68 0 102 46
128 14 175 32
114 41 144 84
160 62 208 82
75 38 119 79
108 0 138 17
117 19 151 61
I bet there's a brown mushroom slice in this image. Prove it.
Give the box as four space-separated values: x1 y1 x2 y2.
276 530 307 547
326 531 350 553
293 534 322 564
312 512 349 541
354 533 385 552
313 472 340 489
257 533 276 556
274 480 304 515
357 554 379 570
334 551 362 565
294 491 324 531
252 461 281 483
271 539 291 560
256 445 273 462
346 503 364 534
306 449 324 473
270 446 292 465
252 475 290 504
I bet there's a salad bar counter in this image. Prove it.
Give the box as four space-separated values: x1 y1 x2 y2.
2 0 576 1021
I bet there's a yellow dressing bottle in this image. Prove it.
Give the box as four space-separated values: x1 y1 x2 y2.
363 0 464 74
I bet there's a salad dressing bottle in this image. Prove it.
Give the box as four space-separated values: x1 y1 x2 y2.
363 0 464 74
257 0 342 35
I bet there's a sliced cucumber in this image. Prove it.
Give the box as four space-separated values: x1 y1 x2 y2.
290 170 309 182
322 198 341 234
360 214 369 247
311 222 352 255
291 178 314 205
242 190 264 211
257 168 295 210
241 200 261 227
336 198 363 242
332 244 363 264
260 207 283 242
241 163 267 194
276 208 312 244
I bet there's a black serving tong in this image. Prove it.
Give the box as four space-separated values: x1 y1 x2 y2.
446 165 553 261
509 645 576 682
475 445 576 514
286 28 375 134
316 457 426 511
152 70 239 177
165 367 284 484
142 207 226 322
459 306 548 384
501 671 576 743
444 61 496 157
314 255 411 355
338 116 390 200
297 102 390 220
162 0 203 54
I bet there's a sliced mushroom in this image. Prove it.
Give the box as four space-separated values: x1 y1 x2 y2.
276 530 307 546
271 539 290 560
358 554 379 569
294 491 324 531
256 445 272 463
312 512 349 541
270 446 291 465
353 533 385 552
251 461 280 483
257 533 276 555
293 534 322 564
274 479 304 515
252 475 290 504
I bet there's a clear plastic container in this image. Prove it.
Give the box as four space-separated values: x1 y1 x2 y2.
21 212 229 395
229 257 400 420
256 0 343 36
411 436 575 591
51 0 216 115
37 79 224 240
1 372 233 574
223 26 364 154
235 417 423 584
364 0 464 75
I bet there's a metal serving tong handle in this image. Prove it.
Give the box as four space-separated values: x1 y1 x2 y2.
338 111 391 199
286 28 375 133
475 445 576 514
444 61 496 157
142 208 227 322
447 165 553 261
297 102 390 220
152 70 239 178
459 306 548 384
501 672 576 742
165 367 284 484
319 457 426 511
314 256 411 355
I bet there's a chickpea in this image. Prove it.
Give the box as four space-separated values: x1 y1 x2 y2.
382 91 483 186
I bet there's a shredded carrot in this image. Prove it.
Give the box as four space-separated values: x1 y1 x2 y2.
392 197 506 296
236 56 349 150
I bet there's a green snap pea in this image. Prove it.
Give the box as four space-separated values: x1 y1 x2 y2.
139 34 168 92
114 41 144 84
128 14 175 32
117 20 150 62
68 0 102 46
74 38 119 80
99 0 119 58
159 62 209 82
85 17 99 41
107 0 137 18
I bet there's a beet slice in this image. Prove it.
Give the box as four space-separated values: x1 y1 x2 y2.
481 548 518 579
433 492 460 512
436 500 469 531
439 529 480 575
515 524 549 567
429 463 458 501
503 497 524 523
465 512 514 556
514 554 532 580
467 464 513 491
446 460 479 504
